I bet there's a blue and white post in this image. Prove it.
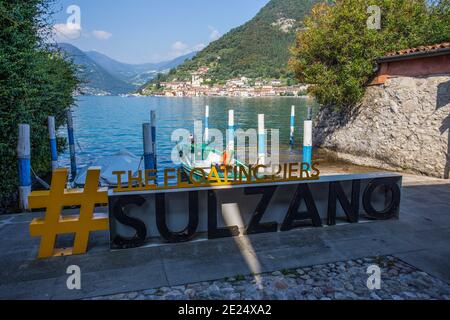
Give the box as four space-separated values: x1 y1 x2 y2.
258 114 266 166
303 107 313 170
290 105 295 146
227 110 235 160
204 105 210 144
17 124 31 211
150 110 157 170
143 123 155 172
47 116 58 171
67 110 77 180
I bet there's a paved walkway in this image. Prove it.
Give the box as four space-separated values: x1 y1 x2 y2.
0 173 449 300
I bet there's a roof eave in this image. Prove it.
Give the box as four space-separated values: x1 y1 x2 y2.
377 47 450 64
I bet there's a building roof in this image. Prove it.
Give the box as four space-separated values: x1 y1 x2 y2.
378 42 450 63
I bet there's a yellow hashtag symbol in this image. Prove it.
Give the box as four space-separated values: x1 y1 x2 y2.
29 167 109 259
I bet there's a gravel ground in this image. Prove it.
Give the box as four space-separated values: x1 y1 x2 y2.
90 256 450 300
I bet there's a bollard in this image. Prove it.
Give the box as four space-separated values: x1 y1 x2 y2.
204 105 209 144
303 107 313 169
258 114 266 166
48 116 58 171
67 110 77 180
17 124 31 211
290 105 295 146
150 111 157 170
227 110 235 158
143 123 155 172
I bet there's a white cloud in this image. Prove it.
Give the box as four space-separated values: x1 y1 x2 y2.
165 41 204 60
52 23 82 41
192 43 206 51
208 26 221 41
92 30 112 40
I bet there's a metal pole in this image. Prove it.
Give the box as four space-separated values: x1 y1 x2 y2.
290 105 295 146
204 105 209 144
17 124 31 211
258 114 266 166
48 116 58 171
67 110 77 180
143 123 155 171
227 110 235 158
303 107 313 169
150 111 157 170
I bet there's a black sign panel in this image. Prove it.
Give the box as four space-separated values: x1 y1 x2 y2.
108 174 402 250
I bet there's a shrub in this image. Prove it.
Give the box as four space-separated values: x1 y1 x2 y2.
289 0 450 110
0 0 79 210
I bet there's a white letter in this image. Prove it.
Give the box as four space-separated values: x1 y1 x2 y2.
66 265 81 290
367 5 381 30
66 5 81 30
367 265 381 290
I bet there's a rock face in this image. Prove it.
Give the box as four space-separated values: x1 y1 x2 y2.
314 75 450 179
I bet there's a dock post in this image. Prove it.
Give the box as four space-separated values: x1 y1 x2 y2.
47 116 58 171
204 105 209 144
17 124 31 211
143 123 155 172
227 110 235 159
303 107 313 169
290 105 295 146
67 110 77 180
258 114 266 165
150 111 157 170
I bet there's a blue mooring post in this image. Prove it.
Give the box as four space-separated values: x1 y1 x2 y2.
17 124 31 211
227 110 235 161
150 111 157 170
303 107 313 169
143 123 155 172
67 110 77 181
48 116 58 171
258 114 266 165
204 105 209 144
290 105 295 146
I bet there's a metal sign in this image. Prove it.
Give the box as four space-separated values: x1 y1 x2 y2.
108 173 402 250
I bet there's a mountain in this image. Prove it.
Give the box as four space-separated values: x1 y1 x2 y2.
59 43 136 95
143 0 320 88
85 50 197 86
59 44 198 95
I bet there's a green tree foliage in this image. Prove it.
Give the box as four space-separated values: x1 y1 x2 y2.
144 0 321 89
290 0 450 110
0 0 79 209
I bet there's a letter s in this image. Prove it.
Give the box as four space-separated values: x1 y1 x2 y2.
112 196 147 249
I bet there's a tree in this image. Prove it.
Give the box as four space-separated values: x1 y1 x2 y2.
289 0 450 110
0 0 79 210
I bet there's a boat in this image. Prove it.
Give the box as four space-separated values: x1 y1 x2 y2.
74 150 142 187
177 143 250 183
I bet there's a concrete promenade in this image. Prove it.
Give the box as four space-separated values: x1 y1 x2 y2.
0 173 449 300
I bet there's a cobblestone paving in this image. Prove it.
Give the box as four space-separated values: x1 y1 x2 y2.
90 256 450 300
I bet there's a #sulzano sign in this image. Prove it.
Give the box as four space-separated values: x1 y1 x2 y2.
108 173 402 250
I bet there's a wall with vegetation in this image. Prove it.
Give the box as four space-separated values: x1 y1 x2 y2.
0 0 79 212
314 75 450 178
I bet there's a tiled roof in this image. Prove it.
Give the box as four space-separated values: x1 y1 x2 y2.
386 42 450 57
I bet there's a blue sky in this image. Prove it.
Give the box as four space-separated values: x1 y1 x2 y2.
51 0 270 64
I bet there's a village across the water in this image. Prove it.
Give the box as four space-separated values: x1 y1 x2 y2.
142 66 309 98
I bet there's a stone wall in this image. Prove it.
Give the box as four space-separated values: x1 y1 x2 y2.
314 75 450 179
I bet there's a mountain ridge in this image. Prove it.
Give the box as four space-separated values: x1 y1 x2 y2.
59 43 197 95
142 0 320 90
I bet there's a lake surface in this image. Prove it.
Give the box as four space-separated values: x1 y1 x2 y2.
59 96 319 181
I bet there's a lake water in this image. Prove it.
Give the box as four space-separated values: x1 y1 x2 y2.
59 96 319 181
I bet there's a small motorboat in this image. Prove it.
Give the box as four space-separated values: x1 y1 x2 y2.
74 150 142 187
177 143 250 183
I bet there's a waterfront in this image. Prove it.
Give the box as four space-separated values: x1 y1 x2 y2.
59 96 319 180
